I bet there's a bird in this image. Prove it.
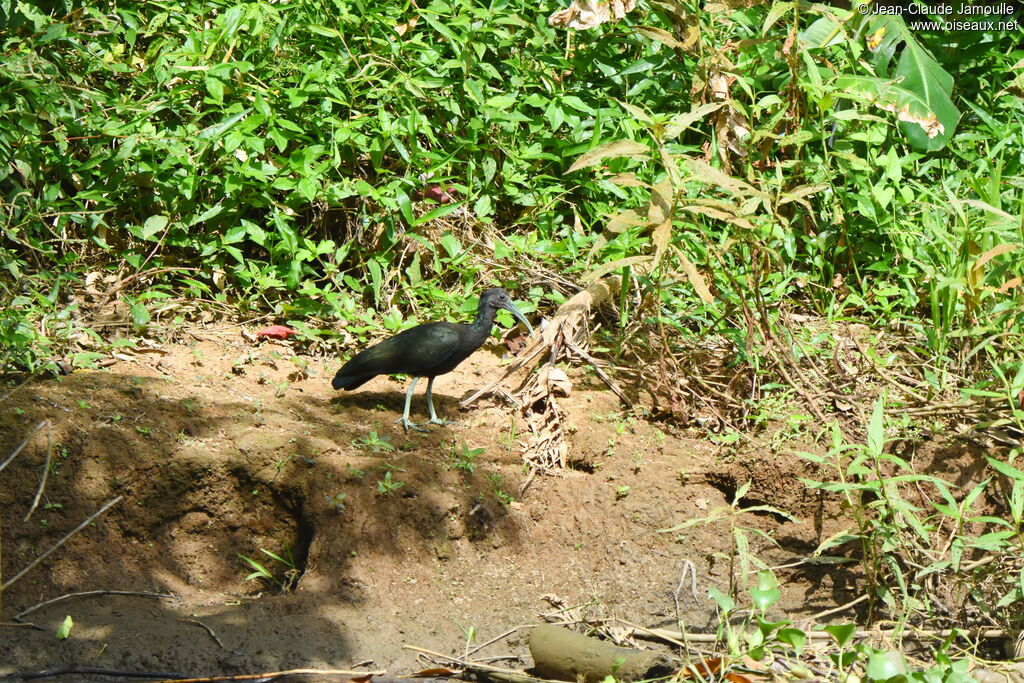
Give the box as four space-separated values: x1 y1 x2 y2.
332 288 534 431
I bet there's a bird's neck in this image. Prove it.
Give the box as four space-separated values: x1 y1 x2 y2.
469 308 496 338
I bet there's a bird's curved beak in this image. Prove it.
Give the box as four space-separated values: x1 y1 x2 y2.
502 301 534 337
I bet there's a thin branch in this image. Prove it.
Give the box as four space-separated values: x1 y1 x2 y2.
146 668 386 683
805 593 870 621
178 618 225 650
464 624 540 658
24 420 53 521
0 420 48 474
11 667 187 681
1 496 124 593
16 589 175 620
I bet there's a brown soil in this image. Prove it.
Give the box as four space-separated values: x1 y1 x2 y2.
0 328 985 678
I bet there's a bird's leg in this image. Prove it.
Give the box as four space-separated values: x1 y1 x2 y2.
425 377 459 426
396 377 427 432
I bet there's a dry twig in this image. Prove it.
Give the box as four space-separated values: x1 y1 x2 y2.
1 495 124 594
16 589 175 621
23 420 53 522
0 419 48 474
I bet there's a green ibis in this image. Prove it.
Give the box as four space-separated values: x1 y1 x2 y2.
333 288 533 431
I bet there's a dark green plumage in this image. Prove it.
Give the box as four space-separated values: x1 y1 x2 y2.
333 288 533 430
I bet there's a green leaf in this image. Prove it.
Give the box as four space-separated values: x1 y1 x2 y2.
750 571 781 611
130 302 150 329
473 194 493 219
824 623 857 647
866 650 907 681
987 456 1024 482
708 586 734 613
833 72 958 152
190 204 225 227
223 223 247 244
396 190 414 225
439 233 462 259
142 215 169 240
412 201 464 227
866 395 885 456
56 615 73 640
777 627 807 652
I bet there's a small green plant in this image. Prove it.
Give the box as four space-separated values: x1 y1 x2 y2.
501 416 518 449
449 440 484 474
489 473 515 506
273 455 294 478
238 546 298 591
325 492 347 511
456 621 477 659
615 484 630 500
354 431 395 454
345 463 366 481
659 481 796 599
376 471 404 496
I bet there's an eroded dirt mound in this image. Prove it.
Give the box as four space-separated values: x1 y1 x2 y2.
0 327 978 677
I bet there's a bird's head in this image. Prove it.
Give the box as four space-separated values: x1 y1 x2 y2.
479 288 534 336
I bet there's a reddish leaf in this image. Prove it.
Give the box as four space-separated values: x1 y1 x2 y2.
256 325 297 340
416 184 457 204
724 673 754 683
682 657 725 679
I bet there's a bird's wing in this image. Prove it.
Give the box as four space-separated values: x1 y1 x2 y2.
390 323 463 375
338 323 462 379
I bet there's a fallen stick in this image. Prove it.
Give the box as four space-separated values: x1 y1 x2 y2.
404 644 559 683
24 420 53 522
465 624 542 658
178 617 225 650
0 419 48 474
1 496 124 594
529 624 676 683
625 623 1013 644
16 589 175 621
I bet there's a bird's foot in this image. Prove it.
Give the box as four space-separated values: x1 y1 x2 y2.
395 416 428 433
428 416 461 427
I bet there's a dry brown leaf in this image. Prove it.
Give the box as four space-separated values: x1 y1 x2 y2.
677 248 715 304
606 209 645 234
874 100 944 138
540 366 572 396
633 25 685 48
568 139 650 173
999 276 1023 293
650 218 672 268
394 15 418 36
974 243 1018 272
583 255 653 283
648 178 673 225
549 0 638 29
607 172 650 188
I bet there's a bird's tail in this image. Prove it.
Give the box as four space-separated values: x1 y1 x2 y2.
332 371 371 391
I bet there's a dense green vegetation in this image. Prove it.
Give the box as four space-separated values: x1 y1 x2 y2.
3 0 1024 661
